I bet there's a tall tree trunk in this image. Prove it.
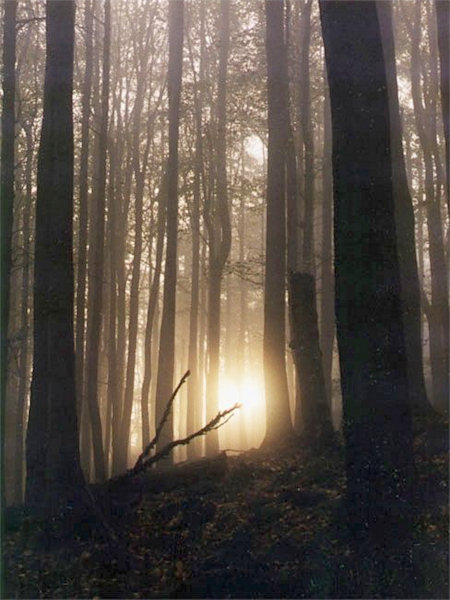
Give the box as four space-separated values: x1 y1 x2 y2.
26 0 85 511
263 0 294 445
1 0 16 511
320 2 415 594
117 101 149 472
140 176 167 450
435 0 449 213
186 1 205 460
320 84 334 406
289 273 333 443
14 124 33 503
409 0 449 411
299 0 314 274
84 0 110 482
154 0 184 457
376 0 430 412
76 0 93 430
205 0 232 457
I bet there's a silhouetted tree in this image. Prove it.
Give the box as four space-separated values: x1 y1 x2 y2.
204 0 232 457
435 0 449 212
263 0 294 445
377 0 430 412
1 0 17 507
320 0 415 593
154 0 184 457
26 0 85 512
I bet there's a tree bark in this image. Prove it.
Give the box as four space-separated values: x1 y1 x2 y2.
154 0 184 458
204 0 232 457
1 0 17 510
26 0 85 512
289 273 333 443
14 124 33 503
75 0 93 430
319 84 334 406
263 0 294 445
84 0 111 482
435 0 449 213
320 2 415 593
299 0 315 275
376 0 431 412
408 0 449 411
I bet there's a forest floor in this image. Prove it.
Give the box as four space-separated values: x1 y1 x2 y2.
4 413 449 599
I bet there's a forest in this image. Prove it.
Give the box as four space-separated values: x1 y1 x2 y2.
1 0 449 598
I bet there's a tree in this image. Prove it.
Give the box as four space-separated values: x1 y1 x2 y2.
75 0 94 437
406 0 449 411
84 0 111 482
204 0 232 457
26 0 85 512
1 0 17 499
263 0 294 445
320 0 415 593
435 0 449 212
376 0 430 413
186 0 206 459
154 0 184 457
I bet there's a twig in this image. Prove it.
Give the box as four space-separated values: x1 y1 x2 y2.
130 403 241 477
134 370 190 470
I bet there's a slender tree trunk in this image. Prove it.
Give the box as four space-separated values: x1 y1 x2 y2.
377 0 430 412
204 0 232 457
154 0 184 457
435 0 449 212
289 272 333 443
409 0 449 410
238 143 249 449
319 85 334 407
118 118 147 472
1 0 16 511
26 0 85 511
84 0 110 482
320 2 415 594
14 125 33 503
186 1 205 459
140 176 167 450
263 0 294 445
76 0 93 428
299 0 315 275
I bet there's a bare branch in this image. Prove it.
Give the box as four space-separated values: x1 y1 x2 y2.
134 369 190 470
131 403 240 476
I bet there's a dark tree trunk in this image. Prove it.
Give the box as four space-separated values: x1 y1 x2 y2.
289 273 333 444
117 94 150 473
320 1 415 593
409 0 449 411
263 0 294 445
376 0 431 413
1 0 16 509
299 0 315 274
205 0 231 457
186 1 205 460
75 0 93 430
435 0 449 212
14 124 33 503
319 85 334 406
154 0 184 457
140 177 167 450
26 0 84 512
84 0 111 482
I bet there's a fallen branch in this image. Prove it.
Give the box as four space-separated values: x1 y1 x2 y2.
135 369 190 470
130 403 241 477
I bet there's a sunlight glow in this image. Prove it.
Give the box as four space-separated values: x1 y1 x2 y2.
218 374 266 449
